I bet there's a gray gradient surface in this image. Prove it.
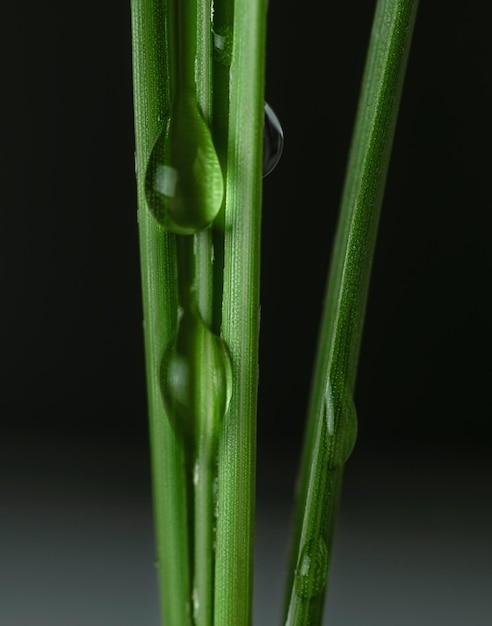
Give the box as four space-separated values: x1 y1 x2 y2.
2 439 490 625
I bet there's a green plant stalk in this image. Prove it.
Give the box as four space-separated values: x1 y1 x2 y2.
130 2 191 625
212 0 268 624
283 1 419 624
169 0 217 621
131 0 267 624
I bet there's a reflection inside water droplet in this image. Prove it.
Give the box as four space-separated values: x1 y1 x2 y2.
263 102 284 177
193 461 200 487
192 586 200 621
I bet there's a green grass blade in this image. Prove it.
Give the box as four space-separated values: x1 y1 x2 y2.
283 1 420 624
130 2 192 625
213 0 268 623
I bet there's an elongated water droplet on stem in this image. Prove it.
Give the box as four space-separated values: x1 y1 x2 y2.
160 308 232 449
145 99 224 234
295 537 329 600
324 385 358 468
263 102 284 177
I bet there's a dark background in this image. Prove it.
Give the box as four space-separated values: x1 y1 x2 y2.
1 2 492 624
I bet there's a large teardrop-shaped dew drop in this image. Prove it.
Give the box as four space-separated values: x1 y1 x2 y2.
145 102 224 235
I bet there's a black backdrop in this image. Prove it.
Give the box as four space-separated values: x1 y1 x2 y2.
1 2 492 623
3 1 491 456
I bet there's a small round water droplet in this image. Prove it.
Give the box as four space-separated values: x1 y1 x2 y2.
160 309 232 448
145 100 224 234
263 102 284 177
295 537 329 600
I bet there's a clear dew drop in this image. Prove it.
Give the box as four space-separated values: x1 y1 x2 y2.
212 25 233 66
159 309 232 446
324 387 358 468
295 537 329 600
145 100 224 234
263 102 284 177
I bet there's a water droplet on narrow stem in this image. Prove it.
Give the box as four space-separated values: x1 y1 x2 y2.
294 537 329 600
160 306 232 449
324 385 358 468
263 102 284 177
145 98 224 234
144 0 223 235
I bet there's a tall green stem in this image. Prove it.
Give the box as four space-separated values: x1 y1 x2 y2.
130 2 191 625
283 1 419 624
213 0 267 624
131 0 267 624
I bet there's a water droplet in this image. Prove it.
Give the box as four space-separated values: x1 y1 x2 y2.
145 99 224 234
160 308 232 448
295 537 329 600
213 25 233 66
324 384 358 468
263 102 284 177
